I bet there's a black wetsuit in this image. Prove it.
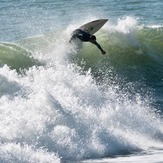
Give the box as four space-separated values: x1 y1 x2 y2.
70 29 106 54
70 29 91 42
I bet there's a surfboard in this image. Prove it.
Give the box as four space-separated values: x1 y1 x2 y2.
79 19 108 35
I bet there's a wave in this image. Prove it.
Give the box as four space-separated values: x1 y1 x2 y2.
2 17 162 77
72 24 163 97
0 17 163 101
0 17 163 162
1 17 162 103
75 25 163 72
0 42 42 72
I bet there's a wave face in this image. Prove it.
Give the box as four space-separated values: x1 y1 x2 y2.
0 43 41 72
73 18 163 108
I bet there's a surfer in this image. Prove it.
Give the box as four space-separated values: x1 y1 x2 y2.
69 29 106 55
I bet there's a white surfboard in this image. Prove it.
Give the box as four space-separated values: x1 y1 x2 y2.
79 19 108 35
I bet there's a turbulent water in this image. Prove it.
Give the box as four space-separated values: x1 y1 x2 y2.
0 0 163 163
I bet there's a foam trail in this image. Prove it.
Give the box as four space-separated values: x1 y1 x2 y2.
0 143 60 163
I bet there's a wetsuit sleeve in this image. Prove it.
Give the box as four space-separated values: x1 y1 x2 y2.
93 41 106 54
69 34 77 43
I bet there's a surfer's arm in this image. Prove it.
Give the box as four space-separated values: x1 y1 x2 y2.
69 34 76 43
93 42 106 55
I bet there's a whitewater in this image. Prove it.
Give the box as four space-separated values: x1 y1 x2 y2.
0 0 163 163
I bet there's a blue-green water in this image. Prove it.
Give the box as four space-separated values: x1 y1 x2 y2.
1 0 162 41
0 1 163 163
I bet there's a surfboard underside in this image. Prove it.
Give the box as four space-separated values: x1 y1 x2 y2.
79 19 108 35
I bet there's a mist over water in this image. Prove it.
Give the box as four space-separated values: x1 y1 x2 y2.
0 0 163 162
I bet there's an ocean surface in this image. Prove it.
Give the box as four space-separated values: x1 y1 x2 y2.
0 0 163 162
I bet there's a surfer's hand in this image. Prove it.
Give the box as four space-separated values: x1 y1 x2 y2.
102 51 106 55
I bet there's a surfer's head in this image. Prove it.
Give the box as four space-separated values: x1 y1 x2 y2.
89 35 96 43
